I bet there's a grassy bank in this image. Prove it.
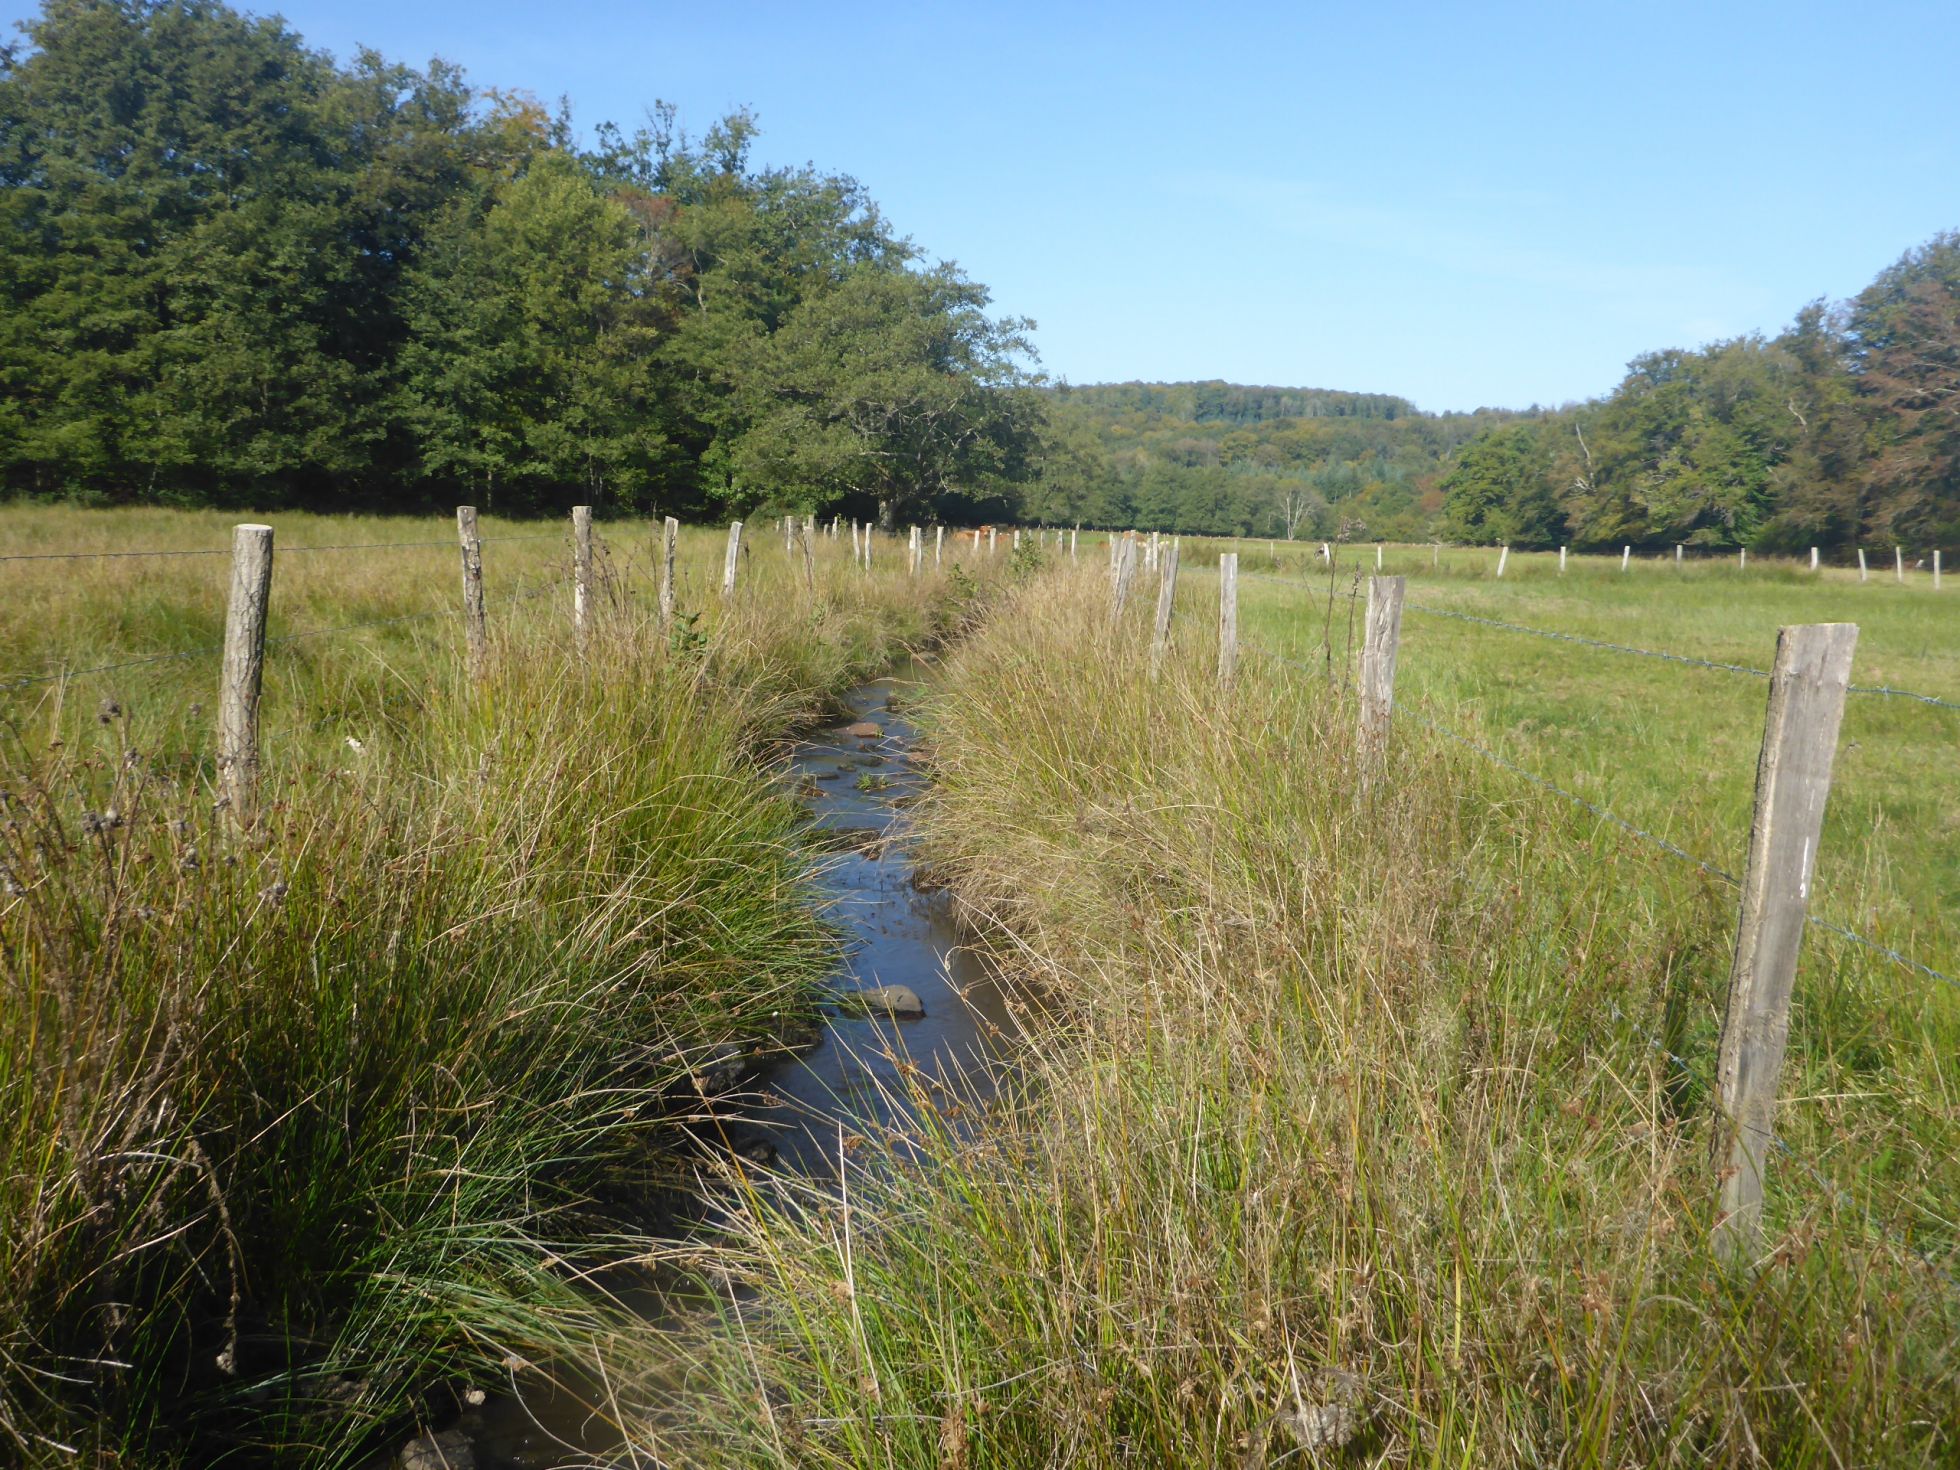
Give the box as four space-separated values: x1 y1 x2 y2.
0 507 983 1465
640 555 1958 1467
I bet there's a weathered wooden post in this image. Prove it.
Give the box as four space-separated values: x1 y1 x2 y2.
865 527 875 572
909 525 922 576
1217 552 1239 688
1149 539 1181 666
1109 532 1139 625
1809 546 1819 572
1739 548 1747 572
659 516 679 629
1712 622 1859 1264
987 527 997 556
1856 547 1868 582
218 523 274 823
1012 527 1021 551
722 520 743 598
1676 543 1685 568
935 525 944 567
1559 545 1567 575
1071 525 1078 559
1936 550 1944 591
801 516 818 596
572 505 594 649
1377 543 1384 571
1621 545 1631 573
1496 545 1509 578
456 506 487 681
1356 574 1406 787
1896 545 1905 584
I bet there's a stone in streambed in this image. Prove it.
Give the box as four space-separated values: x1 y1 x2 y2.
835 984 925 1019
398 1429 475 1470
846 721 882 738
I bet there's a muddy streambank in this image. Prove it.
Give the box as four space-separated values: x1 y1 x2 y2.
420 662 1021 1470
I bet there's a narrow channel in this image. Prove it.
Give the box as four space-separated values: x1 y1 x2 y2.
452 664 1017 1469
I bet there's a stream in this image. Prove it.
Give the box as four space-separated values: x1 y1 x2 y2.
444 663 1017 1469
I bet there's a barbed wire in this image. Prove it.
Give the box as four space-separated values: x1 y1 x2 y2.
1 645 219 692
1803 915 1960 993
1251 637 1960 997
1249 640 1741 883
1846 682 1960 714
1404 603 1775 678
2 530 568 564
0 547 229 563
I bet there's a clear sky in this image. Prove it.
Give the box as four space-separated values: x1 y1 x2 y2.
9 0 1959 412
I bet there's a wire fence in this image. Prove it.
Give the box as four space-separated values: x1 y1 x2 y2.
0 530 567 564
1236 565 1960 711
1243 634 1960 999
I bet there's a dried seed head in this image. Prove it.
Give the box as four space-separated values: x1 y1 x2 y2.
97 699 122 724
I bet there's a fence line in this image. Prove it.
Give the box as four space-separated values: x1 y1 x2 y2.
1238 565 1960 712
1 532 567 564
1404 602 1775 677
0 546 231 563
1247 635 1959 996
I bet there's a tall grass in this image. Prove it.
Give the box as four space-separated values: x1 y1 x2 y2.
0 508 984 1465
636 557 1959 1468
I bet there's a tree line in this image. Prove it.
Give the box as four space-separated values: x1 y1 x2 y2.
1439 236 1960 554
0 0 1040 527
1023 380 1516 540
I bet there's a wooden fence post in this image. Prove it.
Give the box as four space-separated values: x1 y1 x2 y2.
1109 532 1139 624
801 516 818 596
1621 545 1631 573
935 525 944 567
1496 545 1509 578
1712 622 1859 1264
1810 547 1820 572
456 506 487 681
1895 545 1904 583
1676 544 1684 567
1739 548 1747 572
1857 547 1868 582
1071 526 1078 559
572 505 593 648
218 523 275 824
1357 574 1406 786
660 516 678 629
1217 552 1239 688
1377 543 1384 571
1150 540 1180 669
989 527 997 555
909 525 921 575
722 520 743 598
1937 550 1944 591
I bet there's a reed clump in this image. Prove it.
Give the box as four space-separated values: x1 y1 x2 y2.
645 559 1959 1468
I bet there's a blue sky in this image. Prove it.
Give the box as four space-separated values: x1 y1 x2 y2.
9 0 1958 412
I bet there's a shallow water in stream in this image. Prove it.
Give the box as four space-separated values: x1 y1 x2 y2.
443 664 1017 1468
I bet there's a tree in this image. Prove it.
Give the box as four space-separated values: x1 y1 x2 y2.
727 263 1040 527
1845 232 1960 544
399 150 672 512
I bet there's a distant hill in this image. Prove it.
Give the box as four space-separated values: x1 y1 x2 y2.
1024 379 1518 539
1056 380 1419 425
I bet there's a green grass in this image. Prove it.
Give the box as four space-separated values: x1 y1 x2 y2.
619 553 1959 1469
0 505 991 1466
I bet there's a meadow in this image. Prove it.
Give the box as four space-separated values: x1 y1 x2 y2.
0 504 983 1465
629 546 1959 1470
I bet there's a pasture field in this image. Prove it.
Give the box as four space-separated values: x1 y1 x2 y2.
640 552 1959 1470
0 504 983 1465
